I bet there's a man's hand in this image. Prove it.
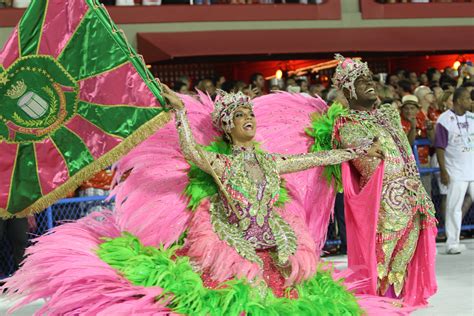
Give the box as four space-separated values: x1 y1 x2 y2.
440 169 450 186
426 120 434 131
367 139 385 159
409 117 417 129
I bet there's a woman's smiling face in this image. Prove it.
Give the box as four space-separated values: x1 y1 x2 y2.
230 106 256 144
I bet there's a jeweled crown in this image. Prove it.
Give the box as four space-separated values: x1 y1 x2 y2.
212 90 253 134
332 54 370 99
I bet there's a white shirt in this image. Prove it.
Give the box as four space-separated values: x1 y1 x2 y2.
435 110 474 181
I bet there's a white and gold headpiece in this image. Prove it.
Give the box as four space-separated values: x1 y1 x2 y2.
332 54 370 99
211 90 253 134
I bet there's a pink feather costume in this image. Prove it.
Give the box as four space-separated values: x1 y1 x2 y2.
3 91 410 315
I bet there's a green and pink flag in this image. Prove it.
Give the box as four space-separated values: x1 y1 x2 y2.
0 0 169 218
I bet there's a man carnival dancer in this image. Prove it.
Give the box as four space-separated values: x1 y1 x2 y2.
331 54 437 306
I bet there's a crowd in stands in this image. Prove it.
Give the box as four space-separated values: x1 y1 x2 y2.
171 63 474 109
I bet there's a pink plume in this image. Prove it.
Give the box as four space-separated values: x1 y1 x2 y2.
110 90 220 248
185 200 261 282
179 91 219 144
111 121 191 248
2 212 173 315
253 92 336 251
252 92 327 155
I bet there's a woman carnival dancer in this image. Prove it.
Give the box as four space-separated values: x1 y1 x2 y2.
4 85 410 315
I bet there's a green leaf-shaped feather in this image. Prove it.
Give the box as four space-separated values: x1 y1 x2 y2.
306 102 348 192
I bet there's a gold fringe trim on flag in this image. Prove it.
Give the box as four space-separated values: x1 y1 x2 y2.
0 111 172 219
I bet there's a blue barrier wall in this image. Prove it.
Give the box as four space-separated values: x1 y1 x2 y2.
0 196 113 278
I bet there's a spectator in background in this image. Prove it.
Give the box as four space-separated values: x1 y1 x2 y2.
178 75 192 91
377 84 395 102
250 72 265 96
409 71 420 88
215 75 226 90
174 81 189 94
326 87 349 107
435 87 474 254
270 84 281 91
78 169 114 216
401 93 434 194
285 77 297 88
297 79 309 94
415 85 439 130
221 80 237 93
457 64 474 88
396 69 408 81
399 95 432 166
397 79 413 98
309 83 325 98
0 0 12 7
387 73 399 87
441 82 456 92
400 95 421 147
427 67 442 85
420 73 429 86
443 66 457 80
197 78 216 98
0 218 28 274
234 80 247 92
438 90 454 112
439 73 457 90
432 86 444 104
285 77 301 93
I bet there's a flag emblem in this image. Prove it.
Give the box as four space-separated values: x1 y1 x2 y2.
0 0 169 217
